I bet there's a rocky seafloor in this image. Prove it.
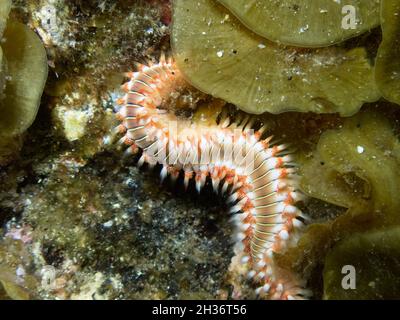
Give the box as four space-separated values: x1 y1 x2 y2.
1 0 400 300
0 119 233 299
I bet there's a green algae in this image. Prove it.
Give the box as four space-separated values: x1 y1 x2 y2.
0 0 11 101
216 0 381 47
0 48 5 100
0 21 48 137
323 227 400 299
299 152 367 209
0 239 38 300
0 271 31 300
0 134 22 166
375 0 400 105
300 111 400 225
0 0 11 37
277 110 400 298
315 111 400 226
172 0 380 115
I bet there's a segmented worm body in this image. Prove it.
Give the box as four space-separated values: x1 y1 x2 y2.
112 55 309 300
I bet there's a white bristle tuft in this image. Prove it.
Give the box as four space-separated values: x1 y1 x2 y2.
292 218 304 228
234 241 245 252
196 180 202 193
241 256 250 264
256 260 266 269
160 166 168 182
212 178 220 193
138 155 146 167
262 284 271 293
235 232 246 241
279 229 289 240
230 205 242 214
257 272 265 279
227 192 238 203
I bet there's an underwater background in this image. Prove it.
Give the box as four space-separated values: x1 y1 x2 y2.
1 0 400 300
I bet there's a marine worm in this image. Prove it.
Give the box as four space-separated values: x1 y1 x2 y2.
109 54 310 300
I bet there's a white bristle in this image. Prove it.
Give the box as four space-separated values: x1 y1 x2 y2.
222 181 230 194
196 180 202 193
160 166 168 182
212 178 220 193
263 283 271 293
279 229 289 240
138 154 146 167
256 260 266 269
229 204 241 214
234 241 245 252
241 256 250 264
227 192 238 203
292 218 304 228
236 232 246 241
265 249 274 258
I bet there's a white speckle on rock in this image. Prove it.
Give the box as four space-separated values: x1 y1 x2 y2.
16 265 26 278
103 220 113 228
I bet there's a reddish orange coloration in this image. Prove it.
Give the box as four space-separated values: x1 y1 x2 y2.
110 54 310 300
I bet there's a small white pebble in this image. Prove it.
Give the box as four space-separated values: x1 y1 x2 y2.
216 50 224 58
357 146 364 154
258 43 266 49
